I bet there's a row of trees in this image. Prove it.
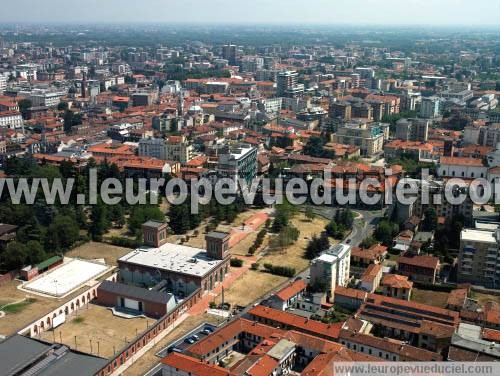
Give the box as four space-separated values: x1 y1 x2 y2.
0 157 165 272
167 195 247 235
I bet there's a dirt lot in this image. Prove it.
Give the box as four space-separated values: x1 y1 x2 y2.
65 241 132 266
39 304 155 359
230 226 270 256
411 288 449 308
165 208 266 251
0 280 89 336
210 212 328 307
258 214 330 272
123 314 220 376
212 269 288 307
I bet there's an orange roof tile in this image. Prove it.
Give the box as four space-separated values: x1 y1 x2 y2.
440 156 485 167
249 305 342 340
275 279 307 301
161 353 229 376
381 274 413 289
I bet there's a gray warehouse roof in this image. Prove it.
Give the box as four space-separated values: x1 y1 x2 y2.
98 280 174 305
0 335 108 376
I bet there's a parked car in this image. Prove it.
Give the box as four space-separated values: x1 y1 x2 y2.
184 337 195 344
167 346 182 353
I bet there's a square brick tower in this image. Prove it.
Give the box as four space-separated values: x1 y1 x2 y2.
142 220 169 248
205 232 231 260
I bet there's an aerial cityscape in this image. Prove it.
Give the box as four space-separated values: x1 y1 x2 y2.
0 1 499 376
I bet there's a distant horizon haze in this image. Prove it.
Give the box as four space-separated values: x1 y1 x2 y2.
0 0 499 26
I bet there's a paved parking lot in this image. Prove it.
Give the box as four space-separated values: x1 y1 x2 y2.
156 322 218 357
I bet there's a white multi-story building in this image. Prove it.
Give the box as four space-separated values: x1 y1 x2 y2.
138 137 167 160
310 243 351 293
332 120 389 156
216 144 257 184
0 74 7 94
458 228 500 288
16 63 38 81
164 136 194 164
138 136 194 164
257 97 282 115
441 89 474 103
19 88 66 108
0 111 23 129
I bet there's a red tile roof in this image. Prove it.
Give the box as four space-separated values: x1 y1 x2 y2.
446 288 468 308
249 305 342 340
381 274 413 289
482 328 500 342
339 329 442 361
440 156 485 167
397 255 440 270
187 318 285 356
275 279 307 302
161 353 229 376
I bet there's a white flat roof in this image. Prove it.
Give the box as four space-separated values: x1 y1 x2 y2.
118 243 225 277
316 253 338 263
460 228 496 243
24 258 110 297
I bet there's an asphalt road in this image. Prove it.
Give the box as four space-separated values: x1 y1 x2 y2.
310 206 382 247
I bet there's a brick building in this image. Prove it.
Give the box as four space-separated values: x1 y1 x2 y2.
118 223 231 298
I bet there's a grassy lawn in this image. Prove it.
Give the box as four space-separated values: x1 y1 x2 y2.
1 298 36 314
72 316 85 324
411 288 449 308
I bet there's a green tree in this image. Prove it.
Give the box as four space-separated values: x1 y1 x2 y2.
63 110 74 134
167 201 191 235
89 200 110 241
129 205 164 236
2 241 28 269
374 220 399 246
305 232 330 259
305 207 315 221
360 236 377 249
272 209 289 233
46 215 80 250
422 208 438 231
25 240 46 265
57 101 69 111
18 99 32 119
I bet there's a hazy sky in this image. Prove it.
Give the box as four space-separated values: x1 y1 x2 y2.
1 0 499 26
